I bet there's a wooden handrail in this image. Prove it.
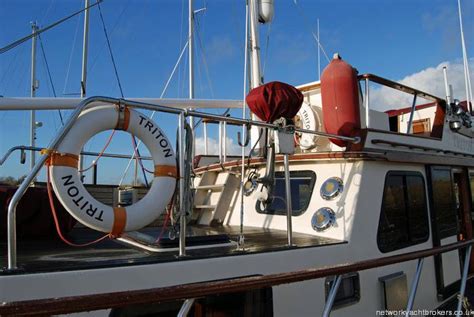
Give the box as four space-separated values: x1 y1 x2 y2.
1 239 472 316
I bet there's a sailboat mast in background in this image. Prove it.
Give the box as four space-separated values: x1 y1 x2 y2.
29 22 39 172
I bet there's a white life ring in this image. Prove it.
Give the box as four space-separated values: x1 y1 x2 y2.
295 102 320 150
48 105 176 236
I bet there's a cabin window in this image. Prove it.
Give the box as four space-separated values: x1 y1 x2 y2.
258 170 316 216
412 118 431 134
377 171 429 253
430 168 458 239
468 171 474 218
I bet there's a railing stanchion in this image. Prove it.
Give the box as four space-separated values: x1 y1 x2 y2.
223 121 227 162
218 121 223 163
178 111 187 257
322 275 342 317
283 154 293 247
92 163 98 185
456 244 472 316
177 298 195 317
406 258 424 314
406 94 417 134
203 122 208 155
365 78 370 129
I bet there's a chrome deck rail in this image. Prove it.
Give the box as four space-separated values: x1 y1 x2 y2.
0 145 152 166
359 73 445 132
5 96 360 270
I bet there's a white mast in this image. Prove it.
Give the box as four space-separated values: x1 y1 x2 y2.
188 0 195 154
249 0 262 89
249 0 264 153
81 0 90 98
457 0 473 113
189 0 194 101
79 0 90 181
30 22 39 172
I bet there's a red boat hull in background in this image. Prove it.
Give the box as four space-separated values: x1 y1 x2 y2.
321 55 361 147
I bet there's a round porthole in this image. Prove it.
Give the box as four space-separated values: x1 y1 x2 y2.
320 177 344 200
311 207 336 231
243 178 258 196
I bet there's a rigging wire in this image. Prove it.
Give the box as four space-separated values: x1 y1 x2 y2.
261 20 273 78
88 0 130 73
96 1 150 187
192 17 232 130
62 11 81 96
118 40 190 186
96 1 124 98
177 0 186 98
194 17 215 98
38 34 64 126
0 1 102 55
41 0 56 25
292 0 330 63
0 45 23 89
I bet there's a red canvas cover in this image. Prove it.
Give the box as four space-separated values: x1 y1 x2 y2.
246 81 304 123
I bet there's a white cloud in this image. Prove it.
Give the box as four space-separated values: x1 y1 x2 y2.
370 59 474 111
194 136 246 156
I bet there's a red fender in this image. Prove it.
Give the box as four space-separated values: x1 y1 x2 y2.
321 54 361 147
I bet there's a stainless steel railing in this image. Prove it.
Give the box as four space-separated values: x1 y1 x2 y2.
0 145 153 165
5 96 359 270
359 73 445 132
0 145 153 185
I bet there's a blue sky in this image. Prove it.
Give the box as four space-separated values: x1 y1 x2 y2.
0 0 473 183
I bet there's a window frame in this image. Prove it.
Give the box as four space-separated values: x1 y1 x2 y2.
256 170 316 217
377 171 430 253
429 167 459 239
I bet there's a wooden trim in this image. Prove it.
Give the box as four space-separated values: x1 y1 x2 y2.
382 150 474 167
193 152 383 174
195 147 474 174
385 102 437 117
1 240 471 316
372 139 444 153
366 128 442 141
371 139 474 158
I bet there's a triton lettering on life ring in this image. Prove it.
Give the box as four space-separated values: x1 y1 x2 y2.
47 105 177 236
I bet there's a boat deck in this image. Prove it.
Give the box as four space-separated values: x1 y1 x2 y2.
0 225 343 274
